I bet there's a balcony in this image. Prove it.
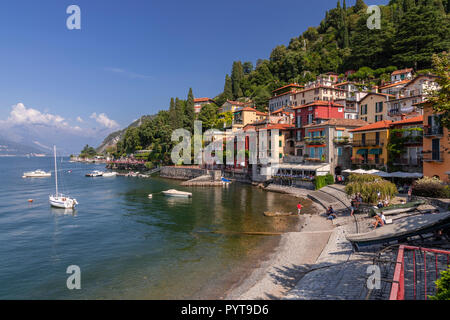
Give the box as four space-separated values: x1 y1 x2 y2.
393 157 423 167
403 135 423 144
333 136 351 145
424 126 443 137
351 139 380 147
422 151 444 162
304 136 326 145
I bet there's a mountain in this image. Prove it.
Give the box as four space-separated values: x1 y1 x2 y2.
96 115 155 153
0 137 50 156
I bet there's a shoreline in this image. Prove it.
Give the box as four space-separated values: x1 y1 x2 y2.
224 184 336 300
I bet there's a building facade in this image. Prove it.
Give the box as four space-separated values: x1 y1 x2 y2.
358 93 392 123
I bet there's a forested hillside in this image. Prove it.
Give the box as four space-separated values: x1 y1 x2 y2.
214 0 450 108
104 0 449 164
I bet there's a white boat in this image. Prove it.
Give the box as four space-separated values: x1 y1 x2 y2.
85 170 103 177
162 189 192 198
102 172 117 177
49 146 78 209
22 169 51 178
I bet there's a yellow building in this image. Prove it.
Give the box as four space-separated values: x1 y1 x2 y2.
358 93 392 123
232 107 267 130
422 103 450 182
349 120 392 168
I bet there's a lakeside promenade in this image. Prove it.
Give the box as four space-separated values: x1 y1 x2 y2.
227 183 445 300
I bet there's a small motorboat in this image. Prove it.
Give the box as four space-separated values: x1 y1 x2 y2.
162 189 192 198
22 170 51 178
148 194 153 199
221 177 232 183
102 172 117 177
86 170 103 177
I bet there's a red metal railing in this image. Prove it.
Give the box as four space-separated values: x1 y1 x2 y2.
390 245 450 300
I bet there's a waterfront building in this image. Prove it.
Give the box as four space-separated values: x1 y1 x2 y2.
302 118 368 175
389 115 423 173
293 101 345 156
379 79 411 95
391 68 414 83
334 81 369 120
268 83 303 112
231 107 268 131
194 97 215 113
358 92 393 123
422 103 450 182
387 75 439 121
220 100 253 113
349 120 392 169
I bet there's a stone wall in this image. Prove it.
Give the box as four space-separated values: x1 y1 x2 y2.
412 195 450 210
160 166 207 180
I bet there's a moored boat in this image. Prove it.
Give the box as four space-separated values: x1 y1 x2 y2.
86 170 104 177
49 146 78 209
368 200 425 217
162 189 192 198
22 170 51 178
102 172 117 177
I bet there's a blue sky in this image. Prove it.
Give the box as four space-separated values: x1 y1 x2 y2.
0 0 387 152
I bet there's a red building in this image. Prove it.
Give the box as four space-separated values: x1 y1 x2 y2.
293 100 345 156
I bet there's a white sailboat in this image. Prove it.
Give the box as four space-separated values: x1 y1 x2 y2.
22 169 51 178
49 146 78 209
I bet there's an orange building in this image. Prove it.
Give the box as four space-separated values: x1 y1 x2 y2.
422 103 450 182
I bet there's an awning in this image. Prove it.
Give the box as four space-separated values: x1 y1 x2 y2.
356 149 368 155
369 148 382 155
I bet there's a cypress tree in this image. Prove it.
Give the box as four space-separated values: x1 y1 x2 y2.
231 61 244 99
223 74 233 101
184 88 195 130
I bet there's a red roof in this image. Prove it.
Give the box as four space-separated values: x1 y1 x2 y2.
273 83 304 93
350 120 393 132
379 80 411 89
391 115 423 126
391 68 413 76
194 97 213 103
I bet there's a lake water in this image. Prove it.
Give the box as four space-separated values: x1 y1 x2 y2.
0 157 309 299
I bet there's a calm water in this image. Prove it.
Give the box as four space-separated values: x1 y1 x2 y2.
0 157 308 299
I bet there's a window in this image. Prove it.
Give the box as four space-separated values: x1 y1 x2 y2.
338 108 343 112
361 104 368 115
375 115 383 122
307 114 313 124
337 147 342 156
375 102 383 113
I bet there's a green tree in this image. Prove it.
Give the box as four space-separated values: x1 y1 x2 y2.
427 52 450 129
231 61 244 99
184 88 195 130
223 74 233 101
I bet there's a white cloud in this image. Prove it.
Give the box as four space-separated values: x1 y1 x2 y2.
90 112 119 129
76 116 84 123
8 103 66 126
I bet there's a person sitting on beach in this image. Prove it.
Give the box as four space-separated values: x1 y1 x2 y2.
372 213 385 229
327 206 337 220
297 202 302 215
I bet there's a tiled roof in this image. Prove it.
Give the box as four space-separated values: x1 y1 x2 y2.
391 68 413 76
379 80 411 89
273 83 304 93
194 97 213 103
391 115 423 126
349 120 393 132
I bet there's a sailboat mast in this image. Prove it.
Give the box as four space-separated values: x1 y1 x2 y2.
54 145 58 196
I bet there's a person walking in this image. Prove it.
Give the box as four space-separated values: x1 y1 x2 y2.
297 202 302 215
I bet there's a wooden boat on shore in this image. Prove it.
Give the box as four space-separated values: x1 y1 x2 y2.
368 200 425 217
162 189 192 198
264 211 296 217
346 211 450 251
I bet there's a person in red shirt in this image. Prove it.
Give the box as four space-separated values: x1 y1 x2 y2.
297 202 302 215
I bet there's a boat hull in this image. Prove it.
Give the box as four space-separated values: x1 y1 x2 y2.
49 196 77 209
